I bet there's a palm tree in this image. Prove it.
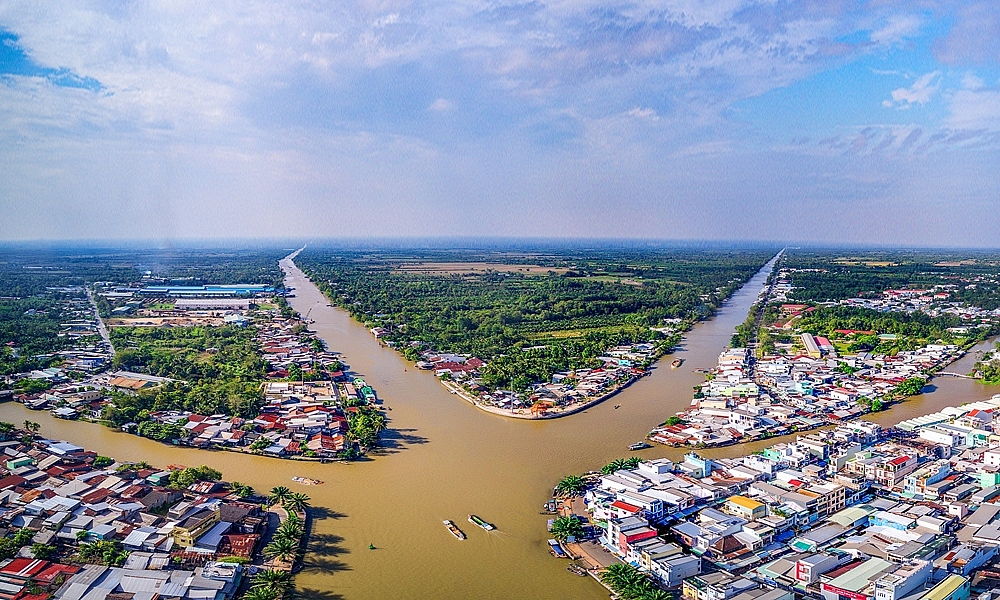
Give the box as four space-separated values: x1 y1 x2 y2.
555 475 586 497
242 587 279 600
0 421 15 441
264 537 298 563
252 569 292 594
549 516 584 542
276 519 303 540
23 420 40 434
283 492 310 513
268 486 292 506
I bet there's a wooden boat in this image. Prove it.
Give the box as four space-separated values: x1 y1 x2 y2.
291 476 323 486
629 441 652 451
468 515 495 531
567 564 588 576
443 520 466 540
671 358 684 368
166 464 187 471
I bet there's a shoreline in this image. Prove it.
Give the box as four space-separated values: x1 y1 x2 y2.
291 257 746 422
439 371 648 420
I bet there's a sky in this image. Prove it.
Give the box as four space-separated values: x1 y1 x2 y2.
1 1 999 246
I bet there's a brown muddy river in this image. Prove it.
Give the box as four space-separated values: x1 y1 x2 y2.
3 252 997 599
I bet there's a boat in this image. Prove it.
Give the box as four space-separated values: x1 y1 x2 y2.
547 539 567 558
629 441 652 451
291 477 324 486
443 520 466 540
567 564 588 576
166 464 187 471
468 515 495 531
614 404 621 409
671 358 684 368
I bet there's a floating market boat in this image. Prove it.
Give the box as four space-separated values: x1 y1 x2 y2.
291 477 323 486
443 520 466 540
468 515 495 531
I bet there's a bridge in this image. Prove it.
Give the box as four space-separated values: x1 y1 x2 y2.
937 371 974 379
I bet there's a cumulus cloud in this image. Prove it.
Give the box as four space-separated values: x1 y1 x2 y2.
883 71 940 108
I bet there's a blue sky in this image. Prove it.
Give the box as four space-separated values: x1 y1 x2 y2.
1 1 998 245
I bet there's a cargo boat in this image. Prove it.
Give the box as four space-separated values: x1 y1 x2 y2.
468 515 495 531
629 441 652 451
292 477 324 485
444 520 466 539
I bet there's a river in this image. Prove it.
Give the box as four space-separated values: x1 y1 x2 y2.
3 252 998 600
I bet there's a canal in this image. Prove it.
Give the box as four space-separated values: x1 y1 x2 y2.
2 252 997 599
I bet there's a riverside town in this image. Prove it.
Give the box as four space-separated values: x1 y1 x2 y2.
6 246 1000 600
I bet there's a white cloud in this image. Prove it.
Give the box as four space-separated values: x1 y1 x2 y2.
883 71 939 108
870 14 921 46
947 88 1000 130
427 98 454 111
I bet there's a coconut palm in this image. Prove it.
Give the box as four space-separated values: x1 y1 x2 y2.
283 492 310 513
276 519 303 540
555 475 586 497
242 586 279 600
268 486 292 505
252 569 292 594
549 516 584 542
264 537 298 563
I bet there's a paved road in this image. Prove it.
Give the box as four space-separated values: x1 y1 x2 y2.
86 287 115 355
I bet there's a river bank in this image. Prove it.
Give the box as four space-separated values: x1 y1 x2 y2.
4 252 995 600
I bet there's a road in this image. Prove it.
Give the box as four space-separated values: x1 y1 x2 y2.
86 287 115 356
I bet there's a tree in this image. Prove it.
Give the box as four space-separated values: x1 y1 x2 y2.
0 421 15 441
549 516 584 542
31 543 57 560
664 416 685 426
263 537 298 563
276 519 303 541
601 457 641 475
23 420 40 434
78 540 128 566
92 456 114 469
555 475 586 497
230 481 255 499
283 492 310 513
252 569 293 595
870 398 884 412
269 486 292 506
243 587 280 600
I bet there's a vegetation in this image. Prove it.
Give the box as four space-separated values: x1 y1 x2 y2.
0 296 80 375
549 516 584 541
78 540 129 566
601 457 641 475
107 325 267 420
784 250 1000 308
555 475 587 497
346 406 388 448
0 528 34 560
298 248 774 390
600 563 671 600
168 465 222 489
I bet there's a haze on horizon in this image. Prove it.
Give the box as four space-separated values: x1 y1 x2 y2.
1 1 999 247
